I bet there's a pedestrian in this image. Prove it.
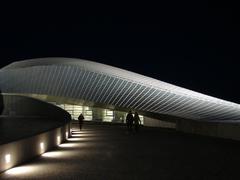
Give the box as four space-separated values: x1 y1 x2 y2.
78 113 84 130
133 112 141 132
126 110 134 132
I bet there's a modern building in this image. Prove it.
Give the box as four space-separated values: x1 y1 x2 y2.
1 57 240 128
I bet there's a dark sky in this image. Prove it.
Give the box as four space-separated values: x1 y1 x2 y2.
0 2 240 103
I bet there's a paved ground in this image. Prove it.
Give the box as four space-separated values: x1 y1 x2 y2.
1 124 240 179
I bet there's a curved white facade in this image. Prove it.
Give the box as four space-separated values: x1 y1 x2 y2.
1 57 240 121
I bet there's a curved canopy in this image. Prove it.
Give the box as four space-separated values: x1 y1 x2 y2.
1 57 240 121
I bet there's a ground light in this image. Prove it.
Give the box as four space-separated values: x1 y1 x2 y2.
66 132 68 139
57 136 61 145
71 134 81 137
41 151 65 158
67 137 82 141
40 142 45 153
5 165 39 175
5 154 11 164
59 143 79 148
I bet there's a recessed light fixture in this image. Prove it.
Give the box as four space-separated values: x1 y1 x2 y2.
5 154 11 163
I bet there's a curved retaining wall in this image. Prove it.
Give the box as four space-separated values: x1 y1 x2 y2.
1 94 70 120
0 123 69 173
0 94 71 173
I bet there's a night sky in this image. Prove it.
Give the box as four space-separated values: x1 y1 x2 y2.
0 2 239 103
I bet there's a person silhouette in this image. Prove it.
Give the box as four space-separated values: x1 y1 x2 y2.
78 113 84 130
133 112 141 132
126 110 134 132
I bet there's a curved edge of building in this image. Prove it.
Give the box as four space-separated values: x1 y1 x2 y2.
1 57 240 122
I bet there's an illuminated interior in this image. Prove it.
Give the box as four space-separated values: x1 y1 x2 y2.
103 109 113 122
53 103 145 124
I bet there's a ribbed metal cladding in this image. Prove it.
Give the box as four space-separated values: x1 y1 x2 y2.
1 57 240 122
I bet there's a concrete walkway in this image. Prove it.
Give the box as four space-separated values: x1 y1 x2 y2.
1 124 240 179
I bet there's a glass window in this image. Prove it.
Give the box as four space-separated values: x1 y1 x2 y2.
139 115 144 125
85 110 92 116
106 110 113 116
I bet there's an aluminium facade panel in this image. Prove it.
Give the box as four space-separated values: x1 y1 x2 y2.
1 57 240 122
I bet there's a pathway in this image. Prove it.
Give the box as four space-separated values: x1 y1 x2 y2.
1 124 240 179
